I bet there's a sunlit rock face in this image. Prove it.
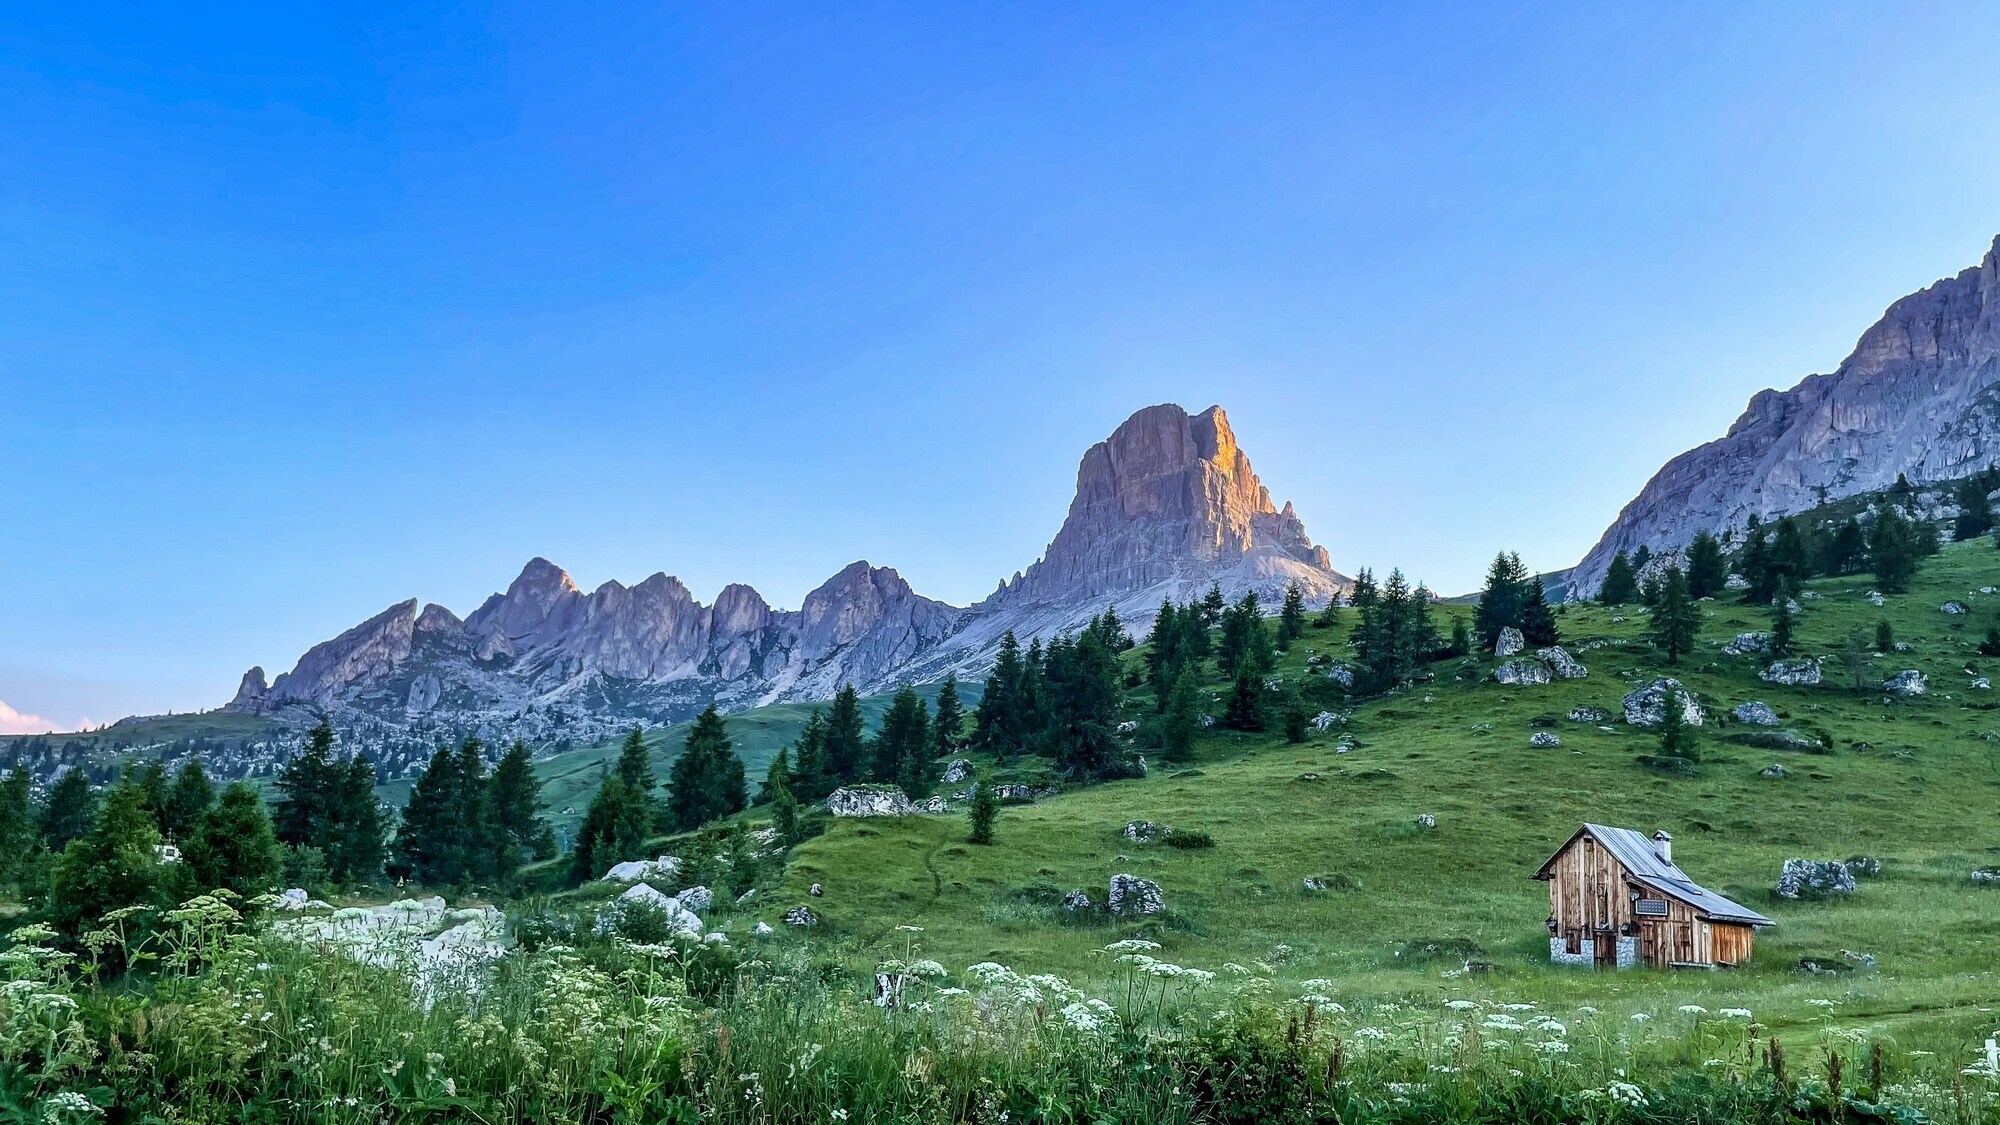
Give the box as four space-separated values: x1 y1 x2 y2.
217 402 1343 754
1574 235 2000 595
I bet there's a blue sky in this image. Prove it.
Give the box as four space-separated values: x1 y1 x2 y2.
5 2 2000 731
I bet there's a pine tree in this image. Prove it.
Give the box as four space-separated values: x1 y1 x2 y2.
1631 544 1653 572
1981 627 2000 658
1146 600 1185 710
184 782 283 897
48 781 166 941
1277 582 1307 650
1876 619 1895 652
160 759 213 842
330 753 388 883
396 739 487 887
1769 597 1796 658
1869 505 1920 593
789 710 831 800
1223 666 1265 732
1646 565 1701 665
1473 552 1531 649
666 705 747 831
1217 592 1271 678
614 726 658 830
1097 603 1131 652
766 759 800 845
1768 518 1813 597
1199 582 1226 631
1686 531 1727 599
823 684 867 783
1825 518 1868 575
1282 694 1309 743
484 741 547 883
1520 577 1560 647
274 721 339 851
1599 550 1639 605
974 632 1024 759
568 776 649 884
0 768 34 885
931 673 966 754
1041 622 1130 779
968 770 998 846
1735 518 1771 603
38 767 98 850
1656 694 1700 768
1161 670 1202 762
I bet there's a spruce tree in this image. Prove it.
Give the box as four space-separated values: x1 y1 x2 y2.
1041 623 1129 779
484 741 548 882
871 686 932 792
1656 694 1700 769
48 781 166 941
1161 669 1202 762
1767 518 1813 597
823 684 867 783
968 771 998 846
1646 565 1701 665
788 710 830 800
132 759 169 829
1837 628 1876 694
614 726 658 828
1769 597 1795 658
184 782 283 897
274 720 339 851
931 673 966 754
0 768 33 885
1686 531 1727 599
666 705 746 831
1826 518 1867 575
1278 582 1307 650
160 759 213 841
1876 619 1895 652
1472 552 1531 649
1599 550 1639 605
1520 577 1560 647
331 754 388 883
1735 518 1770 603
1199 582 1226 631
766 759 800 845
396 739 488 887
38 767 98 851
1869 505 1920 593
1146 601 1185 710
1217 591 1271 678
1956 476 1995 541
1632 544 1653 571
974 632 1023 759
1282 693 1309 743
1223 666 1265 732
568 776 648 884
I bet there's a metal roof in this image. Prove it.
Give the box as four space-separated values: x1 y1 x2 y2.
1536 823 1774 927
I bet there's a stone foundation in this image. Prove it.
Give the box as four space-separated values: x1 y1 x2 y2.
1550 937 1594 966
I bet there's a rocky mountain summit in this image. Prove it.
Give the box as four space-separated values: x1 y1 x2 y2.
217 403 1344 755
1573 234 2000 594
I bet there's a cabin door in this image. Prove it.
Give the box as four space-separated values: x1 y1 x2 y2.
1593 932 1616 968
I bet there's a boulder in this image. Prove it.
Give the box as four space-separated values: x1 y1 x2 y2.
602 883 704 935
752 921 774 936
809 883 823 897
1723 632 1771 656
1303 874 1357 892
1416 813 1437 829
279 888 311 910
1493 658 1552 686
941 759 973 784
1971 867 2000 885
1732 701 1780 726
1529 732 1562 748
1867 591 1886 607
675 886 714 913
1776 859 1857 900
1622 679 1703 727
1122 820 1170 843
1311 710 1340 732
1974 678 1992 690
1495 626 1525 657
602 856 680 883
1725 574 1750 591
1327 664 1355 688
1537 646 1588 679
919 795 948 813
1943 601 1970 615
783 906 819 927
1760 659 1822 687
1882 670 1928 696
1060 890 1092 911
1567 705 1612 723
828 786 916 817
992 784 1037 803
1759 763 1788 779
1108 874 1166 917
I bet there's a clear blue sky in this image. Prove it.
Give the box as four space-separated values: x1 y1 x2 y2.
6 2 2000 731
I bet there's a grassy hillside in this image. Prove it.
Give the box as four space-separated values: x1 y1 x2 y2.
742 538 2000 1052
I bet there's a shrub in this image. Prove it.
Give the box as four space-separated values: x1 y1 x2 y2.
1162 829 1215 849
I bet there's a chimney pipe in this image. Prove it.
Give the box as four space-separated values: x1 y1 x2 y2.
1653 830 1673 864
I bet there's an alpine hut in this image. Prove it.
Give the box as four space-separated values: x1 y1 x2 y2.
1533 824 1772 969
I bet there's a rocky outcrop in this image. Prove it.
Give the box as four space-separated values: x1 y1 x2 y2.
1495 627 1524 657
1732 701 1780 726
1622 679 1703 727
1108 874 1166 916
1777 860 1856 900
827 786 916 818
1882 670 1928 696
1493 659 1552 686
1537 647 1587 679
1575 235 2000 594
1761 659 1822 686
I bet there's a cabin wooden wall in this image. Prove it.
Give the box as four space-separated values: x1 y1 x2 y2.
1544 836 1756 968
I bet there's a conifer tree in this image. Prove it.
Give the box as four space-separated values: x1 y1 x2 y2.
1868 505 1920 593
789 710 830 800
0 768 33 885
1685 531 1727 599
1223 666 1265 732
1956 475 1995 541
1876 619 1895 652
38 767 98 851
1735 518 1770 602
160 759 213 842
1097 603 1131 652
1826 518 1867 575
568 776 648 884
48 781 167 941
823 684 868 783
1769 597 1796 658
184 782 283 897
330 753 388 883
931 673 966 754
1447 615 1473 658
871 686 932 792
274 720 339 851
1767 518 1813 597
1520 577 1560 647
396 738 488 886
666 705 747 831
484 741 548 882
1472 552 1531 649
1599 550 1639 605
1040 622 1129 778
973 632 1023 759
1980 626 2000 658
1161 670 1202 762
1217 591 1271 678
1646 565 1700 665
1018 638 1049 739
1632 544 1652 571
1656 693 1700 769
1146 600 1185 710
1277 582 1307 650
968 770 998 846
1199 582 1226 631
1282 693 1309 743
1836 628 1876 693
614 726 658 831
132 760 168 829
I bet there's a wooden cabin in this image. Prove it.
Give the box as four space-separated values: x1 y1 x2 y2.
1533 824 1772 969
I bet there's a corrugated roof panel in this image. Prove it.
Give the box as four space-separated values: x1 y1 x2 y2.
1573 823 1775 927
